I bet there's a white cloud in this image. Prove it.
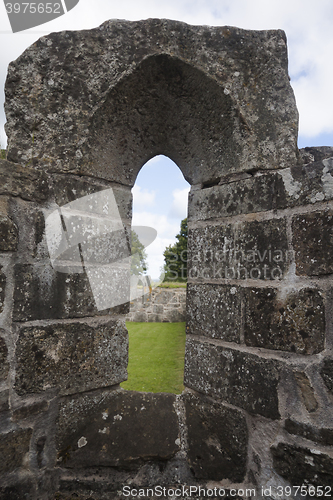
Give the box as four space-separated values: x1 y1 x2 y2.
168 187 190 219
132 211 181 279
132 185 156 209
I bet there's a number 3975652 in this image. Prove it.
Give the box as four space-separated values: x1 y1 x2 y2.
5 3 61 14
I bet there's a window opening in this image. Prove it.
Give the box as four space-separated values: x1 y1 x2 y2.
121 155 189 394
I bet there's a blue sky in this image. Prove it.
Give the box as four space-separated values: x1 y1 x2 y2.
1 0 333 277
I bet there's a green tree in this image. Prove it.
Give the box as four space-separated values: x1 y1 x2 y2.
163 218 187 282
131 230 148 276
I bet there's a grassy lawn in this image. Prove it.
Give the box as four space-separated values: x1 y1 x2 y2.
121 322 186 394
158 282 187 288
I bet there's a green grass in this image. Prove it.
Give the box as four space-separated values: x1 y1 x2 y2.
0 149 6 160
121 322 186 394
158 281 187 288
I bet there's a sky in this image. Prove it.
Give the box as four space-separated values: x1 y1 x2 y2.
1 0 333 278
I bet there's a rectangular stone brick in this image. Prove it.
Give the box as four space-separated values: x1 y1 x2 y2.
13 263 129 321
51 174 132 222
56 390 180 468
275 157 333 209
14 318 128 396
186 283 241 342
271 442 333 487
0 159 49 202
244 287 325 354
188 158 333 220
292 209 333 276
188 218 289 282
184 339 280 419
0 216 17 251
184 392 248 482
285 419 333 446
188 173 276 220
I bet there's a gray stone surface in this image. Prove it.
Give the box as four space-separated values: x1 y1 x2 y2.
5 20 298 185
0 269 6 314
0 428 32 474
186 283 241 342
320 359 333 394
285 419 333 446
293 371 318 413
14 318 128 396
244 287 325 354
0 215 18 252
272 442 333 487
12 400 49 421
188 173 276 220
13 263 129 321
184 339 280 419
0 159 49 202
299 146 333 164
184 392 248 481
0 390 9 412
188 219 289 281
189 157 333 220
292 209 333 276
51 174 132 223
56 389 180 468
0 335 9 381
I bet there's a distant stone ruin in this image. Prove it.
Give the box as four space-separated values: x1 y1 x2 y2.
0 18 333 499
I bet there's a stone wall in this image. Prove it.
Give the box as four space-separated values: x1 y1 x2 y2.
126 287 186 322
0 18 332 500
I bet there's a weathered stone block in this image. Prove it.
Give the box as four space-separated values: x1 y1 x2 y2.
0 159 49 201
0 335 9 381
285 419 333 446
292 210 333 276
14 318 128 396
275 158 333 209
272 442 333 487
56 389 180 468
0 215 18 252
244 287 325 354
320 359 333 394
5 21 298 184
186 283 241 342
188 219 289 281
184 339 280 419
184 392 248 481
8 198 46 258
51 174 132 223
13 263 129 321
189 157 333 220
299 146 333 164
188 173 276 220
0 428 32 474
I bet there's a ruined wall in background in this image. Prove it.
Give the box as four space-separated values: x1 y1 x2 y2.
126 287 186 323
0 18 332 500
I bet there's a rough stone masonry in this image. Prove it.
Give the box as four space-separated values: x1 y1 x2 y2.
0 17 333 499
